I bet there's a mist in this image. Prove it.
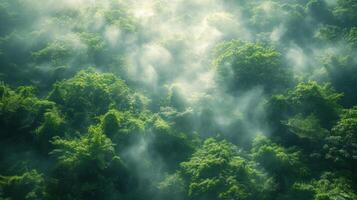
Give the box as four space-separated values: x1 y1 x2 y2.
1 0 357 199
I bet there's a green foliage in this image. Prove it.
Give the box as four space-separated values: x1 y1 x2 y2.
176 138 274 200
159 106 195 133
278 173 357 200
324 107 357 168
103 7 137 32
288 82 342 124
345 27 357 47
285 114 328 140
78 32 110 65
333 0 357 27
149 115 198 170
48 69 132 130
269 81 342 130
49 127 129 200
250 1 281 30
79 32 105 53
35 108 66 152
317 26 357 48
101 110 120 137
214 40 292 94
324 54 357 106
51 126 116 169
0 0 36 36
306 0 333 23
163 85 188 111
0 83 55 139
0 170 46 200
32 40 76 66
100 109 145 149
252 135 305 177
281 3 312 44
252 135 308 194
317 25 343 42
158 173 186 200
1 0 357 199
266 81 342 149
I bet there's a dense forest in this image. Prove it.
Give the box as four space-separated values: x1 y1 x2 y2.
0 0 356 199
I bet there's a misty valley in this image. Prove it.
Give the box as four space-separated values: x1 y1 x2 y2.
0 0 356 200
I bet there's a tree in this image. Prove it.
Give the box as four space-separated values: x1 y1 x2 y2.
277 172 357 200
148 115 198 171
49 127 130 200
267 81 342 141
0 170 47 200
333 0 357 27
306 0 334 23
34 108 66 152
48 69 133 130
287 81 342 128
0 83 55 140
324 107 357 169
103 5 137 32
100 109 145 149
345 27 357 48
285 114 328 141
163 138 274 200
250 1 282 31
281 3 314 45
158 173 186 200
32 40 77 66
317 25 343 42
324 54 357 107
214 40 292 94
251 135 306 179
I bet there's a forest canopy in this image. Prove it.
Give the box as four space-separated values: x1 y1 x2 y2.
0 0 356 200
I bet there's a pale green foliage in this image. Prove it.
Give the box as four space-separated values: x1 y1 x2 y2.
333 0 357 27
158 173 186 200
317 25 357 48
103 8 137 32
131 92 151 113
317 25 343 42
152 115 171 134
163 85 187 111
345 27 357 47
306 0 332 22
32 40 77 66
79 32 105 53
159 106 195 133
250 1 282 30
285 114 328 140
